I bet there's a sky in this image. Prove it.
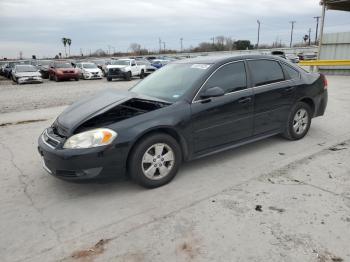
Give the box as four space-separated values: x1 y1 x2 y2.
0 0 349 58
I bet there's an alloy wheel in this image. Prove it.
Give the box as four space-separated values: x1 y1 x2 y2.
141 143 175 180
293 108 309 135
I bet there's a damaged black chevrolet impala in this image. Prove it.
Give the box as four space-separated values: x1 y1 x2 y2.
38 55 328 188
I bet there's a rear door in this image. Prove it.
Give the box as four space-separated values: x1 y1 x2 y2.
247 59 296 135
191 61 254 153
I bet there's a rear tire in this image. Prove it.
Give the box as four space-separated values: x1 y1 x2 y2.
75 77 79 81
107 77 112 81
140 70 145 79
128 133 182 188
282 102 312 140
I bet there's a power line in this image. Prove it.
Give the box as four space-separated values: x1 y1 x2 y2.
289 21 296 48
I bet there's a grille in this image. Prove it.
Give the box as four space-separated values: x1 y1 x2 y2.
56 170 78 177
42 130 60 148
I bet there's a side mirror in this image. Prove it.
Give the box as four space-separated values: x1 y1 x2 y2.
131 63 136 66
200 86 225 99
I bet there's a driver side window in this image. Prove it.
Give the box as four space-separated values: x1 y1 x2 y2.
201 62 247 95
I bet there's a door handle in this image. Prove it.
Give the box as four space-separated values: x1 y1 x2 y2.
283 86 295 93
238 97 252 104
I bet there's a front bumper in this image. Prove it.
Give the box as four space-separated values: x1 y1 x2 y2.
17 76 43 84
83 73 103 79
37 129 128 180
57 73 79 80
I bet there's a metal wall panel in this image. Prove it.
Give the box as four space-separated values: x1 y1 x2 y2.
320 32 350 75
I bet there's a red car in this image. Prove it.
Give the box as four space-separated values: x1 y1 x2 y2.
48 61 80 81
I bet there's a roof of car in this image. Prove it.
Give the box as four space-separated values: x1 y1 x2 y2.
175 54 286 64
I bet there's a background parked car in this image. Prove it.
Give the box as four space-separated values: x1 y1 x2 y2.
3 61 18 78
0 61 8 76
134 59 158 75
285 54 300 63
11 64 43 84
75 62 103 80
48 61 80 82
298 52 317 60
151 59 171 69
31 60 52 79
90 59 111 76
106 59 145 81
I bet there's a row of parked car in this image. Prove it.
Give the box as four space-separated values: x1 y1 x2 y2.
0 56 178 84
0 51 316 85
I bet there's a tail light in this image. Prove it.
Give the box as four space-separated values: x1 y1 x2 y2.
320 73 328 89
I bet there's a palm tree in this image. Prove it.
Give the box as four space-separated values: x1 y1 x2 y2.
66 38 72 57
62 37 67 57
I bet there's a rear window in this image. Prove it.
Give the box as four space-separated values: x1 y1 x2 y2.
248 60 285 86
282 64 300 79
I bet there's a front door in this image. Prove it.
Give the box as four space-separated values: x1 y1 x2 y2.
191 61 254 153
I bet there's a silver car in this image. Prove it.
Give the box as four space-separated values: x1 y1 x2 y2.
11 65 43 84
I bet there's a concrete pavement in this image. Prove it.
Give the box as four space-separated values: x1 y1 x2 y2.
0 76 350 262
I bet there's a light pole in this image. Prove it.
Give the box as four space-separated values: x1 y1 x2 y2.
289 21 296 48
256 20 261 49
180 37 183 52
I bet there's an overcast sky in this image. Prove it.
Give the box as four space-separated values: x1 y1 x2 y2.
0 0 349 58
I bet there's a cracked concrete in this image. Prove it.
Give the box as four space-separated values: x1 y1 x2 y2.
0 76 350 262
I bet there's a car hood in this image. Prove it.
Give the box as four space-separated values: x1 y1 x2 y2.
83 68 101 73
15 72 41 77
107 65 127 69
55 90 169 136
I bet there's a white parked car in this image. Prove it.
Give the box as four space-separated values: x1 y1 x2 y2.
75 62 103 80
11 65 43 84
105 59 146 81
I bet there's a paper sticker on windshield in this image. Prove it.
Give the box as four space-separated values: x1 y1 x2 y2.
191 64 210 70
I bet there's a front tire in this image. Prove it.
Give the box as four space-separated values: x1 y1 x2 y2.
54 75 60 82
140 70 145 79
128 133 182 188
282 102 312 140
125 71 131 81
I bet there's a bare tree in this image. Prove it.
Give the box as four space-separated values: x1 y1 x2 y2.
129 43 141 54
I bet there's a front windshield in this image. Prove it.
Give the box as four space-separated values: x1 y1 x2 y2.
83 63 98 69
131 63 210 102
55 63 72 68
16 65 37 72
111 60 130 65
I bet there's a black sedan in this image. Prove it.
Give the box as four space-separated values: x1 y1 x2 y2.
38 55 328 188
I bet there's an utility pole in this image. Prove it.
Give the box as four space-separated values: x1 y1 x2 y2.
289 21 296 48
162 41 166 52
318 1 326 59
180 37 183 52
308 28 311 46
210 37 215 45
313 16 321 45
256 20 261 49
158 38 162 53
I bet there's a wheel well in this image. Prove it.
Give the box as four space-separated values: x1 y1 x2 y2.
126 128 189 169
299 97 315 116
